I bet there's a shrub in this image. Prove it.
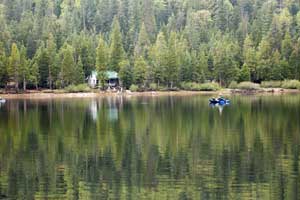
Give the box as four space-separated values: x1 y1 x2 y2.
281 80 300 89
199 82 220 91
149 83 158 91
180 82 197 90
158 86 169 91
236 82 260 90
228 81 238 89
261 81 282 88
180 82 220 91
65 84 91 93
129 84 139 92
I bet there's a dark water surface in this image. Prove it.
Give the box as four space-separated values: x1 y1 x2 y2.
0 95 300 200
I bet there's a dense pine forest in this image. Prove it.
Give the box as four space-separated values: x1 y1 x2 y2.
0 0 300 90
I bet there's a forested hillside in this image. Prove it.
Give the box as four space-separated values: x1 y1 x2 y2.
0 0 300 90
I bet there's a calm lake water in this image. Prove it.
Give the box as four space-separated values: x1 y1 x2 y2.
0 95 300 200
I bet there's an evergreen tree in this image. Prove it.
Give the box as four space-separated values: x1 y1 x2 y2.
243 35 258 81
8 43 21 91
36 44 50 88
74 56 85 84
238 64 251 82
212 35 239 86
134 23 151 58
257 37 272 80
0 42 7 87
60 44 76 87
19 45 29 91
165 32 179 88
281 31 292 60
46 34 58 89
119 59 132 89
290 39 300 80
109 17 125 72
133 56 147 86
96 35 108 88
150 31 168 86
142 0 156 39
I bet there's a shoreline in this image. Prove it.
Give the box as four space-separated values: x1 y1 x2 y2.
0 88 300 99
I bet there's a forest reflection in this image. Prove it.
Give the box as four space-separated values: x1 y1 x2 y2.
0 95 300 199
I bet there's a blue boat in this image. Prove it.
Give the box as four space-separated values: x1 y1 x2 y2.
209 97 230 105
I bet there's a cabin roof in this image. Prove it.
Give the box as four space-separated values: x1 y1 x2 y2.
105 71 118 79
90 70 118 79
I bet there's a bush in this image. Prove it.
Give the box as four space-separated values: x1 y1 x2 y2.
199 82 220 91
236 82 260 90
281 80 300 89
65 84 91 93
180 82 198 90
149 83 158 91
228 81 238 89
129 84 139 92
261 81 282 88
180 82 220 91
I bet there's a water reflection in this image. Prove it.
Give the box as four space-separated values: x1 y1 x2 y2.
209 103 230 115
0 95 299 199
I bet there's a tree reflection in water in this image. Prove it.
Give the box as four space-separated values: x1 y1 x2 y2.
0 95 299 199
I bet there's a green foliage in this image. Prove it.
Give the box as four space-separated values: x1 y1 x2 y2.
228 81 238 89
180 82 220 91
133 56 147 86
65 84 91 93
60 44 76 87
1 0 300 91
236 82 261 90
109 17 125 72
129 84 139 92
281 80 300 89
198 82 220 91
119 59 132 89
74 56 85 84
8 43 20 89
96 34 108 88
149 83 158 91
238 64 251 82
261 81 283 88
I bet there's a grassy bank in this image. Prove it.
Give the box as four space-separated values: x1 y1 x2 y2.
1 81 300 99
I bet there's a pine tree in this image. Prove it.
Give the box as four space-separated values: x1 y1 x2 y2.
150 31 168 86
29 58 40 90
109 17 125 72
19 45 29 91
96 34 108 88
8 43 20 91
46 33 58 89
212 35 239 86
197 51 208 83
281 31 292 60
142 0 156 39
243 35 258 81
134 23 151 58
74 56 85 84
36 44 50 88
60 44 76 87
238 64 251 82
0 42 7 87
119 59 132 89
133 56 147 86
290 39 300 80
257 37 272 80
165 32 179 88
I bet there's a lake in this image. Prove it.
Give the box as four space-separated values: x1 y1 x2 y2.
0 94 299 199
